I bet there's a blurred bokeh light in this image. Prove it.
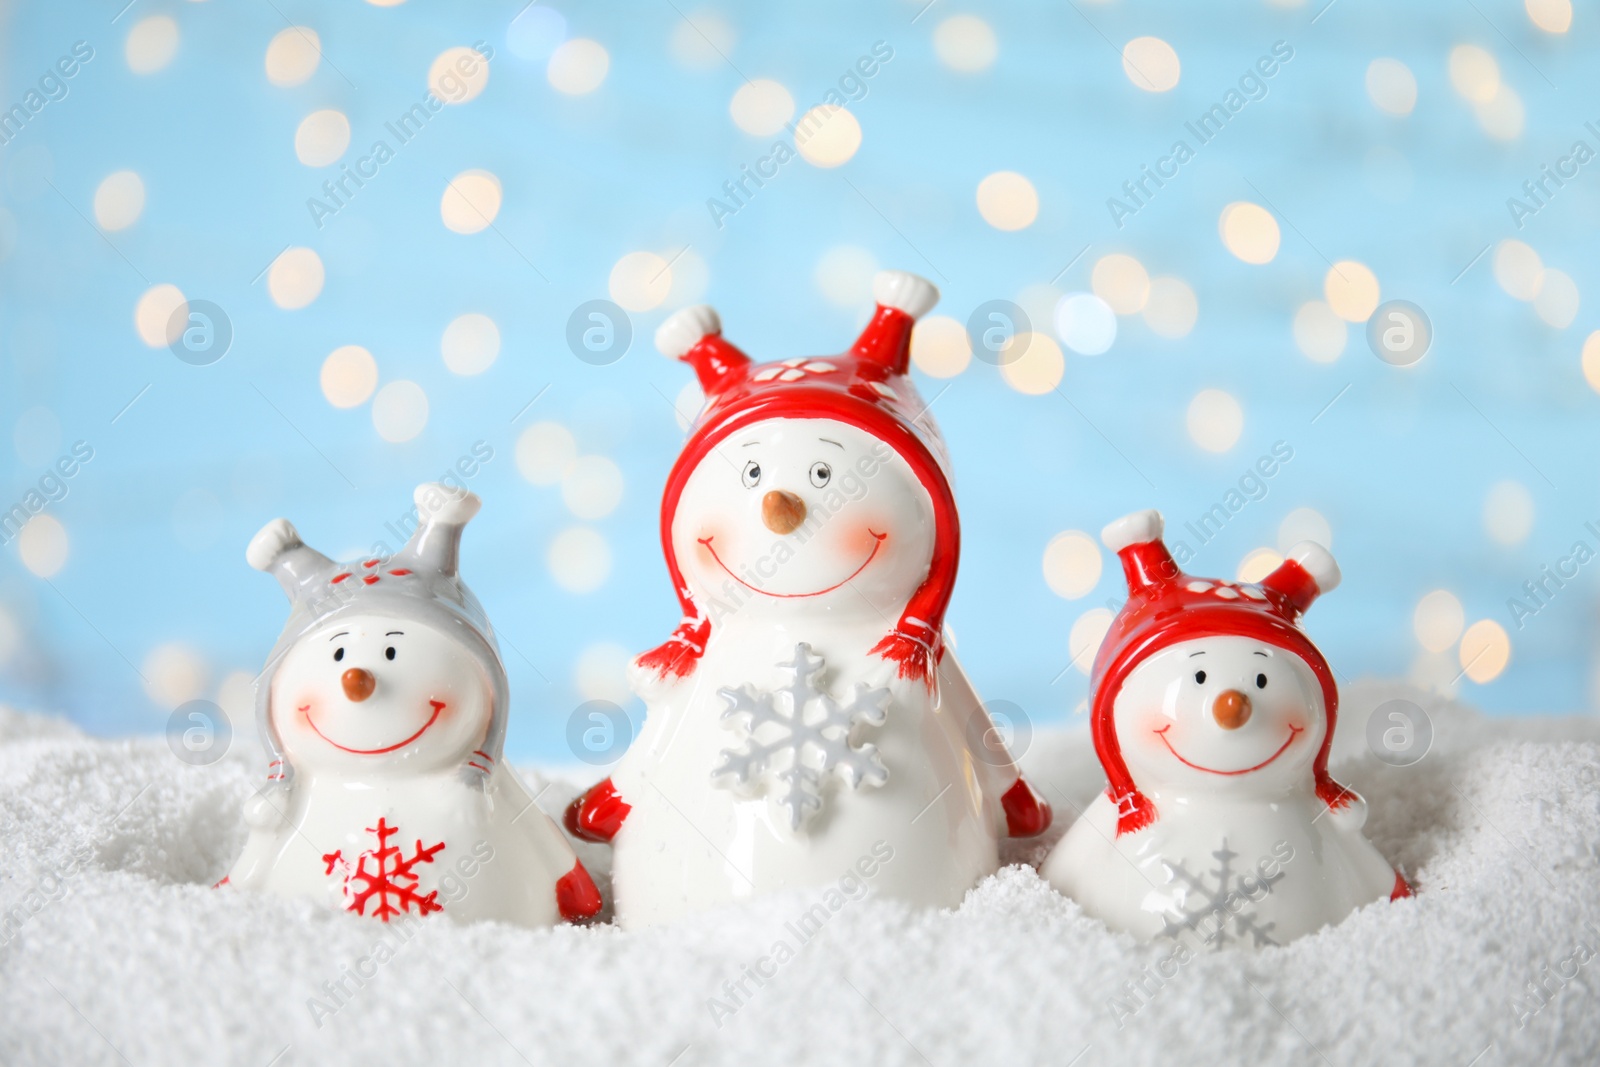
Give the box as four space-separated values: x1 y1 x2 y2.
2 0 1598 760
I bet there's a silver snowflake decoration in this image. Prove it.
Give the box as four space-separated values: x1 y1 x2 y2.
1156 839 1285 951
710 643 890 830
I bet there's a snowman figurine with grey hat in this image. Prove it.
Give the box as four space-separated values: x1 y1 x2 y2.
224 482 601 927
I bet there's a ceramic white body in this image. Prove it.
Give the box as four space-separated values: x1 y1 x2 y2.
1042 636 1396 949
612 417 1016 929
227 614 578 927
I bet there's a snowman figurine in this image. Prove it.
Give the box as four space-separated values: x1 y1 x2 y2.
566 270 1052 929
224 483 601 927
1042 510 1411 950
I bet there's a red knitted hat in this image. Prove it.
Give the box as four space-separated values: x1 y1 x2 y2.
636 270 956 687
1090 509 1356 836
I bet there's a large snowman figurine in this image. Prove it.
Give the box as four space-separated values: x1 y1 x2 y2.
567 270 1052 929
1042 510 1411 950
225 483 601 927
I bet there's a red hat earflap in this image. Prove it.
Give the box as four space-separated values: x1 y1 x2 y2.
1093 509 1176 835
1262 542 1359 815
854 271 953 686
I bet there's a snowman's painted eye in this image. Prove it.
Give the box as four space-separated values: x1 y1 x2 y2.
741 460 761 488
333 647 345 662
810 461 832 488
1256 673 1268 689
385 647 397 661
1194 670 1206 684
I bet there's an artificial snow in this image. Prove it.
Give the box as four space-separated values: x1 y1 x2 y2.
2 682 1597 1066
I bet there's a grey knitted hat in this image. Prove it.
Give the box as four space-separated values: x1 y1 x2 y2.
245 482 507 789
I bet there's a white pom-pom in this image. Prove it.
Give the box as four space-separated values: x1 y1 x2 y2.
655 305 721 358
246 519 299 572
1101 509 1163 552
414 482 481 525
873 271 939 320
1286 541 1341 594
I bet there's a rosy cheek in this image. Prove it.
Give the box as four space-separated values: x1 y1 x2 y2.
270 695 314 736
832 523 890 560
693 523 730 560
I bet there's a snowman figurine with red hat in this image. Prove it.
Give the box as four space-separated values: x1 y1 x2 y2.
1042 509 1410 950
225 483 601 928
567 270 1052 929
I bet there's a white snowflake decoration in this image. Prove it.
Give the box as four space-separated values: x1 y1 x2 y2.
710 643 890 830
1156 839 1285 951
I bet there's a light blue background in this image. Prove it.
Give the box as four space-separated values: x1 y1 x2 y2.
2 0 1597 761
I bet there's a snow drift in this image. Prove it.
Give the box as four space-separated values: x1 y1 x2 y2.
1 682 1597 1066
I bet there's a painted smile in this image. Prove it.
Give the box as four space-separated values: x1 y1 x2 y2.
302 699 445 754
1153 724 1303 775
698 530 887 598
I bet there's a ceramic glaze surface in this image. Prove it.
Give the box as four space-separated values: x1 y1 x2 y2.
1042 508 1408 949
671 418 935 620
272 616 490 775
225 484 598 928
612 419 1000 928
581 272 1051 929
1113 638 1325 800
1043 637 1398 949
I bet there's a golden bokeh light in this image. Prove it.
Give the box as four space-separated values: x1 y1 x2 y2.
440 170 502 234
94 171 145 230
1044 531 1102 600
320 345 378 408
1187 388 1244 453
911 315 972 378
1324 260 1380 322
1092 254 1150 315
999 332 1065 395
1122 36 1180 92
1218 202 1280 264
794 106 862 167
548 39 609 95
1459 619 1511 683
265 27 321 87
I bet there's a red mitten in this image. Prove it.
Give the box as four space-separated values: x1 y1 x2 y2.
563 777 632 843
555 859 603 922
1001 777 1052 838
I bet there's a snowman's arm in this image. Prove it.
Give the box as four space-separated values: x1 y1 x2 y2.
556 859 604 922
226 786 296 889
935 652 1053 838
563 777 632 843
495 771 607 922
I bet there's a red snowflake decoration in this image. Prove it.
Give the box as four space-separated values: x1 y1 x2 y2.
322 817 446 921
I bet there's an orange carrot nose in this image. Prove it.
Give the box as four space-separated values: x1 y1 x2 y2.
342 667 376 702
762 489 807 535
1212 689 1252 730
